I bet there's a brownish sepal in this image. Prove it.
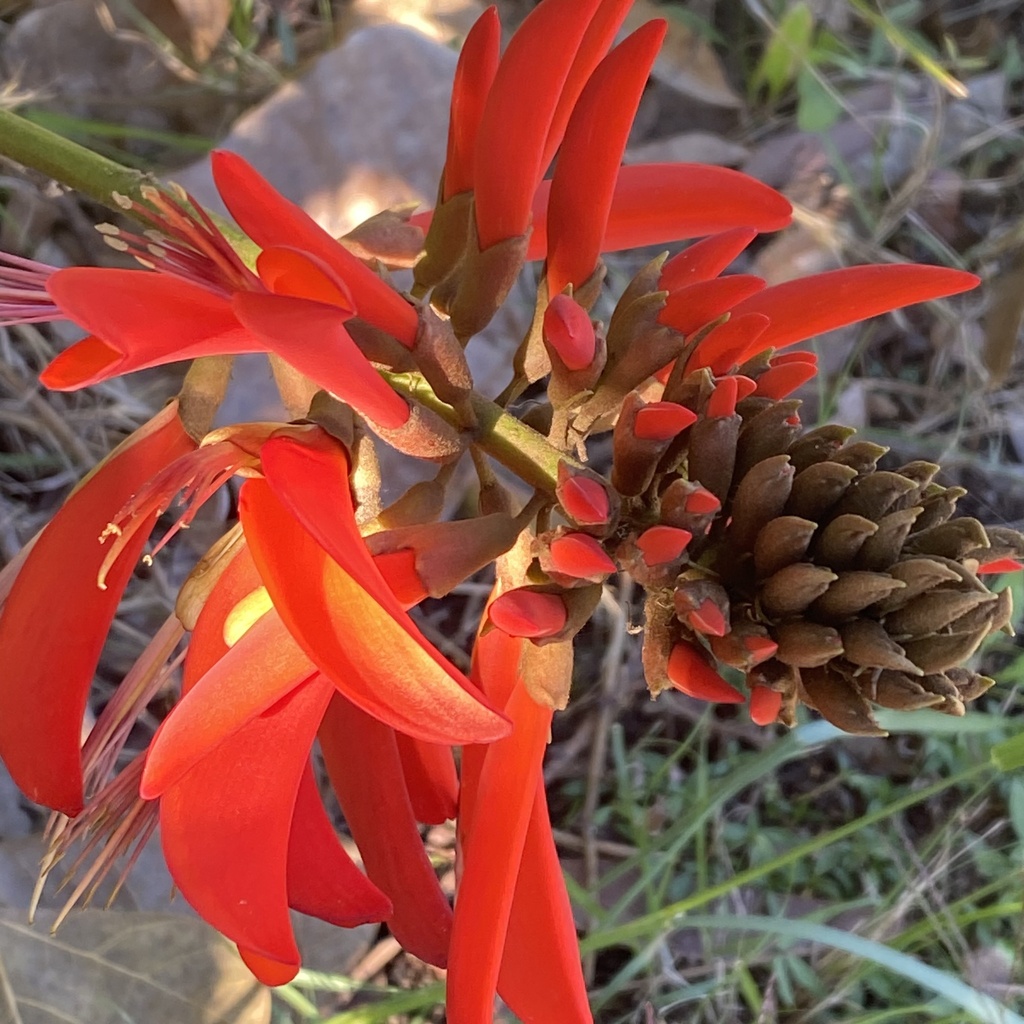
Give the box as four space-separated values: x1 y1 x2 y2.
612 391 675 497
448 211 531 341
365 512 521 599
367 402 465 461
413 186 473 299
413 303 475 412
342 203 425 269
685 412 742 503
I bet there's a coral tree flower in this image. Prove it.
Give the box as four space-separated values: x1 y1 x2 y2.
42 155 415 428
0 401 196 815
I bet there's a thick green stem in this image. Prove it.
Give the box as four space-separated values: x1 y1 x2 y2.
0 108 149 208
384 371 584 495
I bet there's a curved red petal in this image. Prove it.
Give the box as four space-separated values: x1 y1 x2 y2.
320 692 453 966
548 533 617 578
528 165 791 260
473 0 603 248
540 0 636 169
211 150 418 346
488 589 567 639
43 270 252 387
142 609 315 798
232 293 410 428
497 781 591 1024
288 762 393 925
686 312 772 374
449 627 554 1024
727 264 981 359
667 642 745 703
659 227 758 292
658 275 766 336
160 674 333 963
754 360 818 399
444 7 501 199
749 684 783 726
0 403 194 814
547 20 667 294
257 246 355 310
237 947 300 987
395 733 459 825
240 478 508 744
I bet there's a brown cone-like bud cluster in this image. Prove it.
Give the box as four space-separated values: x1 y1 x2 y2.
625 358 1019 734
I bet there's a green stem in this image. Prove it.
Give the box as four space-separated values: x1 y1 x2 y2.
0 108 149 208
384 371 584 494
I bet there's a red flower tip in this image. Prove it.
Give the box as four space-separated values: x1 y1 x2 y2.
443 6 501 200
687 312 772 375
658 275 766 337
976 557 1024 575
488 590 568 639
684 486 721 515
743 635 779 667
772 350 818 366
633 402 697 441
666 642 745 703
544 293 596 371
636 526 692 566
733 375 758 401
556 466 610 526
658 228 759 292
705 376 739 419
754 361 817 399
547 533 617 578
749 684 783 726
372 547 428 608
685 597 729 638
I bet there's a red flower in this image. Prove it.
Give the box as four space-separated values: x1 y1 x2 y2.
41 155 416 428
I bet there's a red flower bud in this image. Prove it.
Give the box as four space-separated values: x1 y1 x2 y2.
636 526 692 566
543 294 597 371
749 684 784 726
667 642 745 704
633 402 696 441
555 465 611 527
489 590 568 639
546 533 617 579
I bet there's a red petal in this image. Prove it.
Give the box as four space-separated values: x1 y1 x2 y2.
685 598 728 638
232 293 410 428
706 376 739 418
287 762 393 925
528 165 791 260
685 486 721 514
256 246 355 309
659 228 759 292
444 7 501 199
686 312 772 374
556 469 610 525
497 780 591 1024
977 557 1024 574
0 402 193 814
546 20 667 294
142 610 315 798
160 674 333 963
240 478 508 744
211 150 418 346
667 642 745 703
394 733 459 825
749 684 783 726
238 947 299 987
320 693 453 966
754 360 818 399
541 0 637 169
449 629 553 1024
373 547 428 608
43 270 251 388
727 264 980 359
658 275 766 336
473 0 603 248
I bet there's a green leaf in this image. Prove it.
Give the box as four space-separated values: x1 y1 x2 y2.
992 731 1024 771
795 65 842 132
752 3 815 101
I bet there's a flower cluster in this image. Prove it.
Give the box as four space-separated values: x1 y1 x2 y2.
0 1 1008 1021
